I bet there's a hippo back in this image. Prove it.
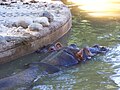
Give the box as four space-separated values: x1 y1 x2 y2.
41 49 79 67
0 63 59 90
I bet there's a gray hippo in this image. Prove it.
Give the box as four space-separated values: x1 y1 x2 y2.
75 44 108 61
0 44 80 90
0 63 60 90
0 43 108 90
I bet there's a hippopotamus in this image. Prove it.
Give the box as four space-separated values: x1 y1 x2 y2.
38 43 108 64
0 63 60 90
0 44 79 90
75 44 109 61
89 44 108 54
40 46 79 67
0 43 108 90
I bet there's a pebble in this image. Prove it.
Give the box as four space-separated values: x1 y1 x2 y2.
42 11 54 22
34 17 50 27
14 17 33 28
28 23 43 31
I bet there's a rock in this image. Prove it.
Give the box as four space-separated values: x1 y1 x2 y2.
43 11 54 22
14 17 33 28
0 35 6 44
34 17 50 27
28 23 43 31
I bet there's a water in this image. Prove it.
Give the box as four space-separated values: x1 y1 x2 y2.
0 0 120 90
68 0 120 18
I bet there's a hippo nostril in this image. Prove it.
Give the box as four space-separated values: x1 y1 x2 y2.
48 46 56 52
100 47 108 51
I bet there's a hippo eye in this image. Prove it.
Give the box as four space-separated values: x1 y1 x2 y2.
48 47 55 51
93 44 99 48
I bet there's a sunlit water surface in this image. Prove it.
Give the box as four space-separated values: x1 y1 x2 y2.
0 0 120 90
68 0 120 18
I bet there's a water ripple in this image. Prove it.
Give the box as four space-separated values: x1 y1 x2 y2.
105 45 120 87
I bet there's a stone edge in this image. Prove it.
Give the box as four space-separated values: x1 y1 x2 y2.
0 15 72 64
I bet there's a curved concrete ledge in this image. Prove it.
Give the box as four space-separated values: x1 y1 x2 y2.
0 16 72 64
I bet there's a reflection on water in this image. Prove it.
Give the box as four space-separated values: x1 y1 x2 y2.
32 61 118 90
66 0 120 89
68 0 120 18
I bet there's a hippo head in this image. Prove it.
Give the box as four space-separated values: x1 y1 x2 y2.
36 42 63 53
66 44 80 55
91 44 109 54
65 44 92 62
99 46 108 52
75 47 92 61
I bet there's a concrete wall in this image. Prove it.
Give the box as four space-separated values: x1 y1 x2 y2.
0 17 72 64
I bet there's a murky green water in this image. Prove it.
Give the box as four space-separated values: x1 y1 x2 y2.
0 1 120 90
32 3 120 90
